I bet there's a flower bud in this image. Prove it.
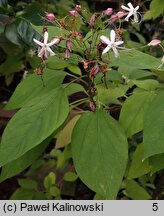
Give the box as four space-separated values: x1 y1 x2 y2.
111 14 118 22
116 11 126 19
89 13 96 27
148 39 161 46
75 5 81 12
104 8 113 16
90 101 96 112
45 12 55 21
69 10 79 17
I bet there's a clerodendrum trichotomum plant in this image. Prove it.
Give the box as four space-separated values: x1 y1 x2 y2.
0 2 164 200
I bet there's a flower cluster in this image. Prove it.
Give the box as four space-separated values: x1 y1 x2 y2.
33 2 141 61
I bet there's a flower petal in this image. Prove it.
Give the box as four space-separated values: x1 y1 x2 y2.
115 41 124 46
125 11 133 21
134 5 139 11
112 46 119 58
44 31 49 44
38 47 45 58
133 13 139 23
127 2 134 9
46 46 55 56
121 5 131 11
47 38 60 47
33 38 43 46
102 45 111 55
110 30 115 43
100 35 111 45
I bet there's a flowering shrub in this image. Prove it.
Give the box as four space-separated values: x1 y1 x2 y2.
0 0 164 199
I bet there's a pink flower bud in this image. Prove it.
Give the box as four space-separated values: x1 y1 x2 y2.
89 13 96 27
111 14 118 22
89 101 96 112
75 5 81 12
116 11 127 19
104 8 113 16
69 10 79 17
45 12 55 21
148 39 161 46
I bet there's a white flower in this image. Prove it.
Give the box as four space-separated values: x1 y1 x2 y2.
100 30 124 58
121 2 139 23
33 31 60 59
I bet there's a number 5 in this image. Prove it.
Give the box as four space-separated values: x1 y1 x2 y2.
152 203 158 211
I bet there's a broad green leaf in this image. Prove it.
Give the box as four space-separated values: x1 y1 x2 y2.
149 153 164 174
144 0 164 19
128 144 151 179
97 84 128 105
17 20 41 47
67 65 81 76
0 87 69 167
63 171 78 182
5 69 65 109
125 180 151 200
65 83 86 96
10 188 35 200
0 136 51 182
57 146 72 170
49 186 60 197
32 25 69 39
44 172 56 190
132 79 160 91
119 91 156 137
0 55 24 75
118 67 155 80
5 22 22 45
18 179 37 190
71 109 128 199
46 56 69 70
110 50 161 70
143 91 164 158
22 2 45 25
56 115 81 149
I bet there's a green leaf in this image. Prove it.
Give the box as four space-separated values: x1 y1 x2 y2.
49 186 60 197
56 115 81 149
10 188 35 200
44 172 56 190
63 171 78 182
149 153 164 174
18 179 37 190
46 56 69 70
17 20 41 47
144 0 164 19
118 67 155 80
132 79 160 91
32 25 69 39
0 137 50 182
110 50 161 70
0 87 69 167
5 22 22 45
143 91 164 158
67 65 81 76
97 84 128 105
71 109 128 199
128 144 151 179
5 69 65 109
125 180 151 200
57 145 72 170
65 83 86 96
0 55 24 75
119 91 156 137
